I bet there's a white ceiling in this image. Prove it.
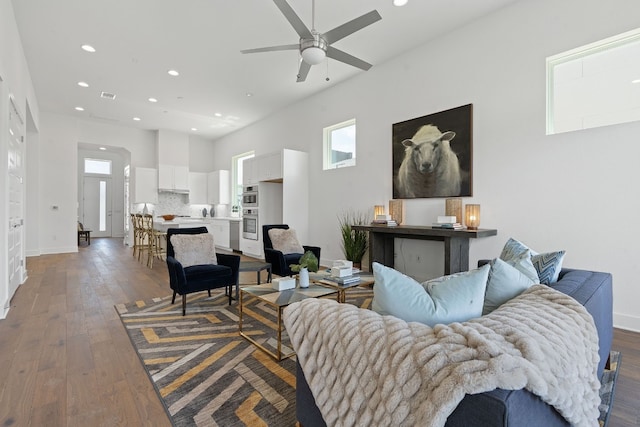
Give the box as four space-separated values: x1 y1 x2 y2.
12 0 519 140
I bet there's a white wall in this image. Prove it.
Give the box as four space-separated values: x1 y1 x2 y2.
209 0 640 331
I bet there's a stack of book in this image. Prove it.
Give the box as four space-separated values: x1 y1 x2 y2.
372 214 398 226
321 275 361 286
432 215 465 230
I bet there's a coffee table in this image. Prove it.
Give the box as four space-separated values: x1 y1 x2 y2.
239 283 338 361
309 271 375 303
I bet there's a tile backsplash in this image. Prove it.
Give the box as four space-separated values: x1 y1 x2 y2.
133 192 228 218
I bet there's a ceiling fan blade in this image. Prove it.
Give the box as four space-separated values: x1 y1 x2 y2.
241 44 299 54
323 10 382 44
296 61 311 83
326 46 372 71
273 0 313 39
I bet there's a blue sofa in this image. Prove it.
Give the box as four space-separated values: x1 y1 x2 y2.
295 267 613 427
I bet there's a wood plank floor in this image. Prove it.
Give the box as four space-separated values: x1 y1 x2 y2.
0 238 638 426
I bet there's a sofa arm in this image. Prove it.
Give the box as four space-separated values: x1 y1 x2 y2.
303 245 321 262
217 253 241 286
166 256 187 291
264 248 288 276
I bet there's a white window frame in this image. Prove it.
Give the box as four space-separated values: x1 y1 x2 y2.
546 27 640 135
323 119 356 170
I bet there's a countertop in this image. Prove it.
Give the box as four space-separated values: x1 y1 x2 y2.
155 216 242 225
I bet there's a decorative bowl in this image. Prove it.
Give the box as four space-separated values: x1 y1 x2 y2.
161 214 176 221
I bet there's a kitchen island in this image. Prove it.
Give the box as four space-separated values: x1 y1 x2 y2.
154 217 241 251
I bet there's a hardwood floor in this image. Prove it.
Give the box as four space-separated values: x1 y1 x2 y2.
0 238 638 426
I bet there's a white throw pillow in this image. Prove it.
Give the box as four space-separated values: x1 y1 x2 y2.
483 258 535 315
372 262 490 327
170 233 217 267
268 228 304 254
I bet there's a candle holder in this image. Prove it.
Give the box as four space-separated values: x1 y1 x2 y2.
374 205 385 217
389 199 404 225
445 198 462 224
465 204 481 230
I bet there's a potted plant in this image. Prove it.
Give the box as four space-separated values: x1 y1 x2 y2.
290 250 319 288
338 210 370 269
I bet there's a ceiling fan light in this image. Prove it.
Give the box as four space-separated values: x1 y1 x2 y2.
301 46 326 65
393 0 408 6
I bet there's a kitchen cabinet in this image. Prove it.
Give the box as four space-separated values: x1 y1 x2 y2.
206 219 230 250
243 157 258 186
188 172 208 204
133 167 158 204
159 164 189 192
207 170 230 205
257 152 282 182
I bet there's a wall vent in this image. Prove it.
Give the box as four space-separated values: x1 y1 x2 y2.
100 91 116 100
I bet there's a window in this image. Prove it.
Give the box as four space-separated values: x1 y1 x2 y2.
547 27 640 134
84 158 112 174
231 151 254 207
323 119 356 170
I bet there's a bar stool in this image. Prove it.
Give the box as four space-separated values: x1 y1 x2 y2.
137 214 153 266
131 213 141 258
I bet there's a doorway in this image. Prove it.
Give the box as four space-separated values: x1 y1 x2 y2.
82 176 112 238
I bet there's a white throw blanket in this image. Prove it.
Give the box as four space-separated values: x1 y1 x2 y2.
283 285 601 427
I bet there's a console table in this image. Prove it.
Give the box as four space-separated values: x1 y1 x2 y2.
352 225 497 275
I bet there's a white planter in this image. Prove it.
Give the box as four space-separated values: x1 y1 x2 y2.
298 267 309 288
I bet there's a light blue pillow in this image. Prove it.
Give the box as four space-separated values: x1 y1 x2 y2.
500 237 565 284
372 262 490 327
483 258 535 315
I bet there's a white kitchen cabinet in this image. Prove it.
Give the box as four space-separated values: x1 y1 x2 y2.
241 237 262 258
243 157 258 185
159 164 189 192
207 170 230 205
258 152 282 182
188 172 208 204
133 167 158 204
206 219 231 249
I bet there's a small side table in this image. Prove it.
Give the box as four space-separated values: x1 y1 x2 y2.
233 261 272 302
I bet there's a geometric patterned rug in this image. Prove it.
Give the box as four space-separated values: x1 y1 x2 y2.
115 286 373 426
116 287 619 427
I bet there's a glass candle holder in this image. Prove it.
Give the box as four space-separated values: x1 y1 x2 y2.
465 204 481 230
374 205 385 217
445 198 462 224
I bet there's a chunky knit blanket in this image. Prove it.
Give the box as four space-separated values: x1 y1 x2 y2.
283 285 601 427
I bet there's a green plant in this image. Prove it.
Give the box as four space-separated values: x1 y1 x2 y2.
290 250 319 273
338 210 370 264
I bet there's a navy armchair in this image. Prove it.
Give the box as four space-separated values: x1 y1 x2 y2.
166 227 240 315
262 224 321 277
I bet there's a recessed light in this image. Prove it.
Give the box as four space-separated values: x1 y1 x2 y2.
148 97 158 103
78 81 89 88
75 106 85 111
393 0 408 5
246 92 253 97
81 44 96 53
191 128 198 131
214 112 222 117
133 117 141 121
99 147 107 151
632 79 640 84
168 69 179 76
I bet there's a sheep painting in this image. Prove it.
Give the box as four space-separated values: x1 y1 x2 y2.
396 125 461 198
392 104 472 199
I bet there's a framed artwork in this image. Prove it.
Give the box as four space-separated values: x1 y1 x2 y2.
392 104 473 199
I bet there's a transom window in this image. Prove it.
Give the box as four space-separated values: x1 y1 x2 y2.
84 158 112 175
323 119 356 170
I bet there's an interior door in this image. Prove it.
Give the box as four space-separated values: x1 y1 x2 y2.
8 99 25 298
83 176 112 238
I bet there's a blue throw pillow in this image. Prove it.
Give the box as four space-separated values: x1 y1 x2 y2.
531 251 566 284
499 237 565 284
372 262 490 327
483 258 535 315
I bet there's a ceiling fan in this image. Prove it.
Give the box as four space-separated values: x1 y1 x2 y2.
241 0 382 82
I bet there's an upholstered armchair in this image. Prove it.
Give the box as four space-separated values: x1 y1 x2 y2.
262 224 321 277
166 227 240 315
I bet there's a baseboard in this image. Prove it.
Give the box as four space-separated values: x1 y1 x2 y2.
39 246 78 255
25 249 41 257
613 312 640 333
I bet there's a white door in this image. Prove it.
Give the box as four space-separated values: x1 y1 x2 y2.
82 177 112 238
8 99 25 298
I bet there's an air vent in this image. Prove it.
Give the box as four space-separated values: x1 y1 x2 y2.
100 91 116 100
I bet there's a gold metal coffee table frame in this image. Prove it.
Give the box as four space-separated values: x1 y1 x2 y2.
310 272 375 303
239 283 338 361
